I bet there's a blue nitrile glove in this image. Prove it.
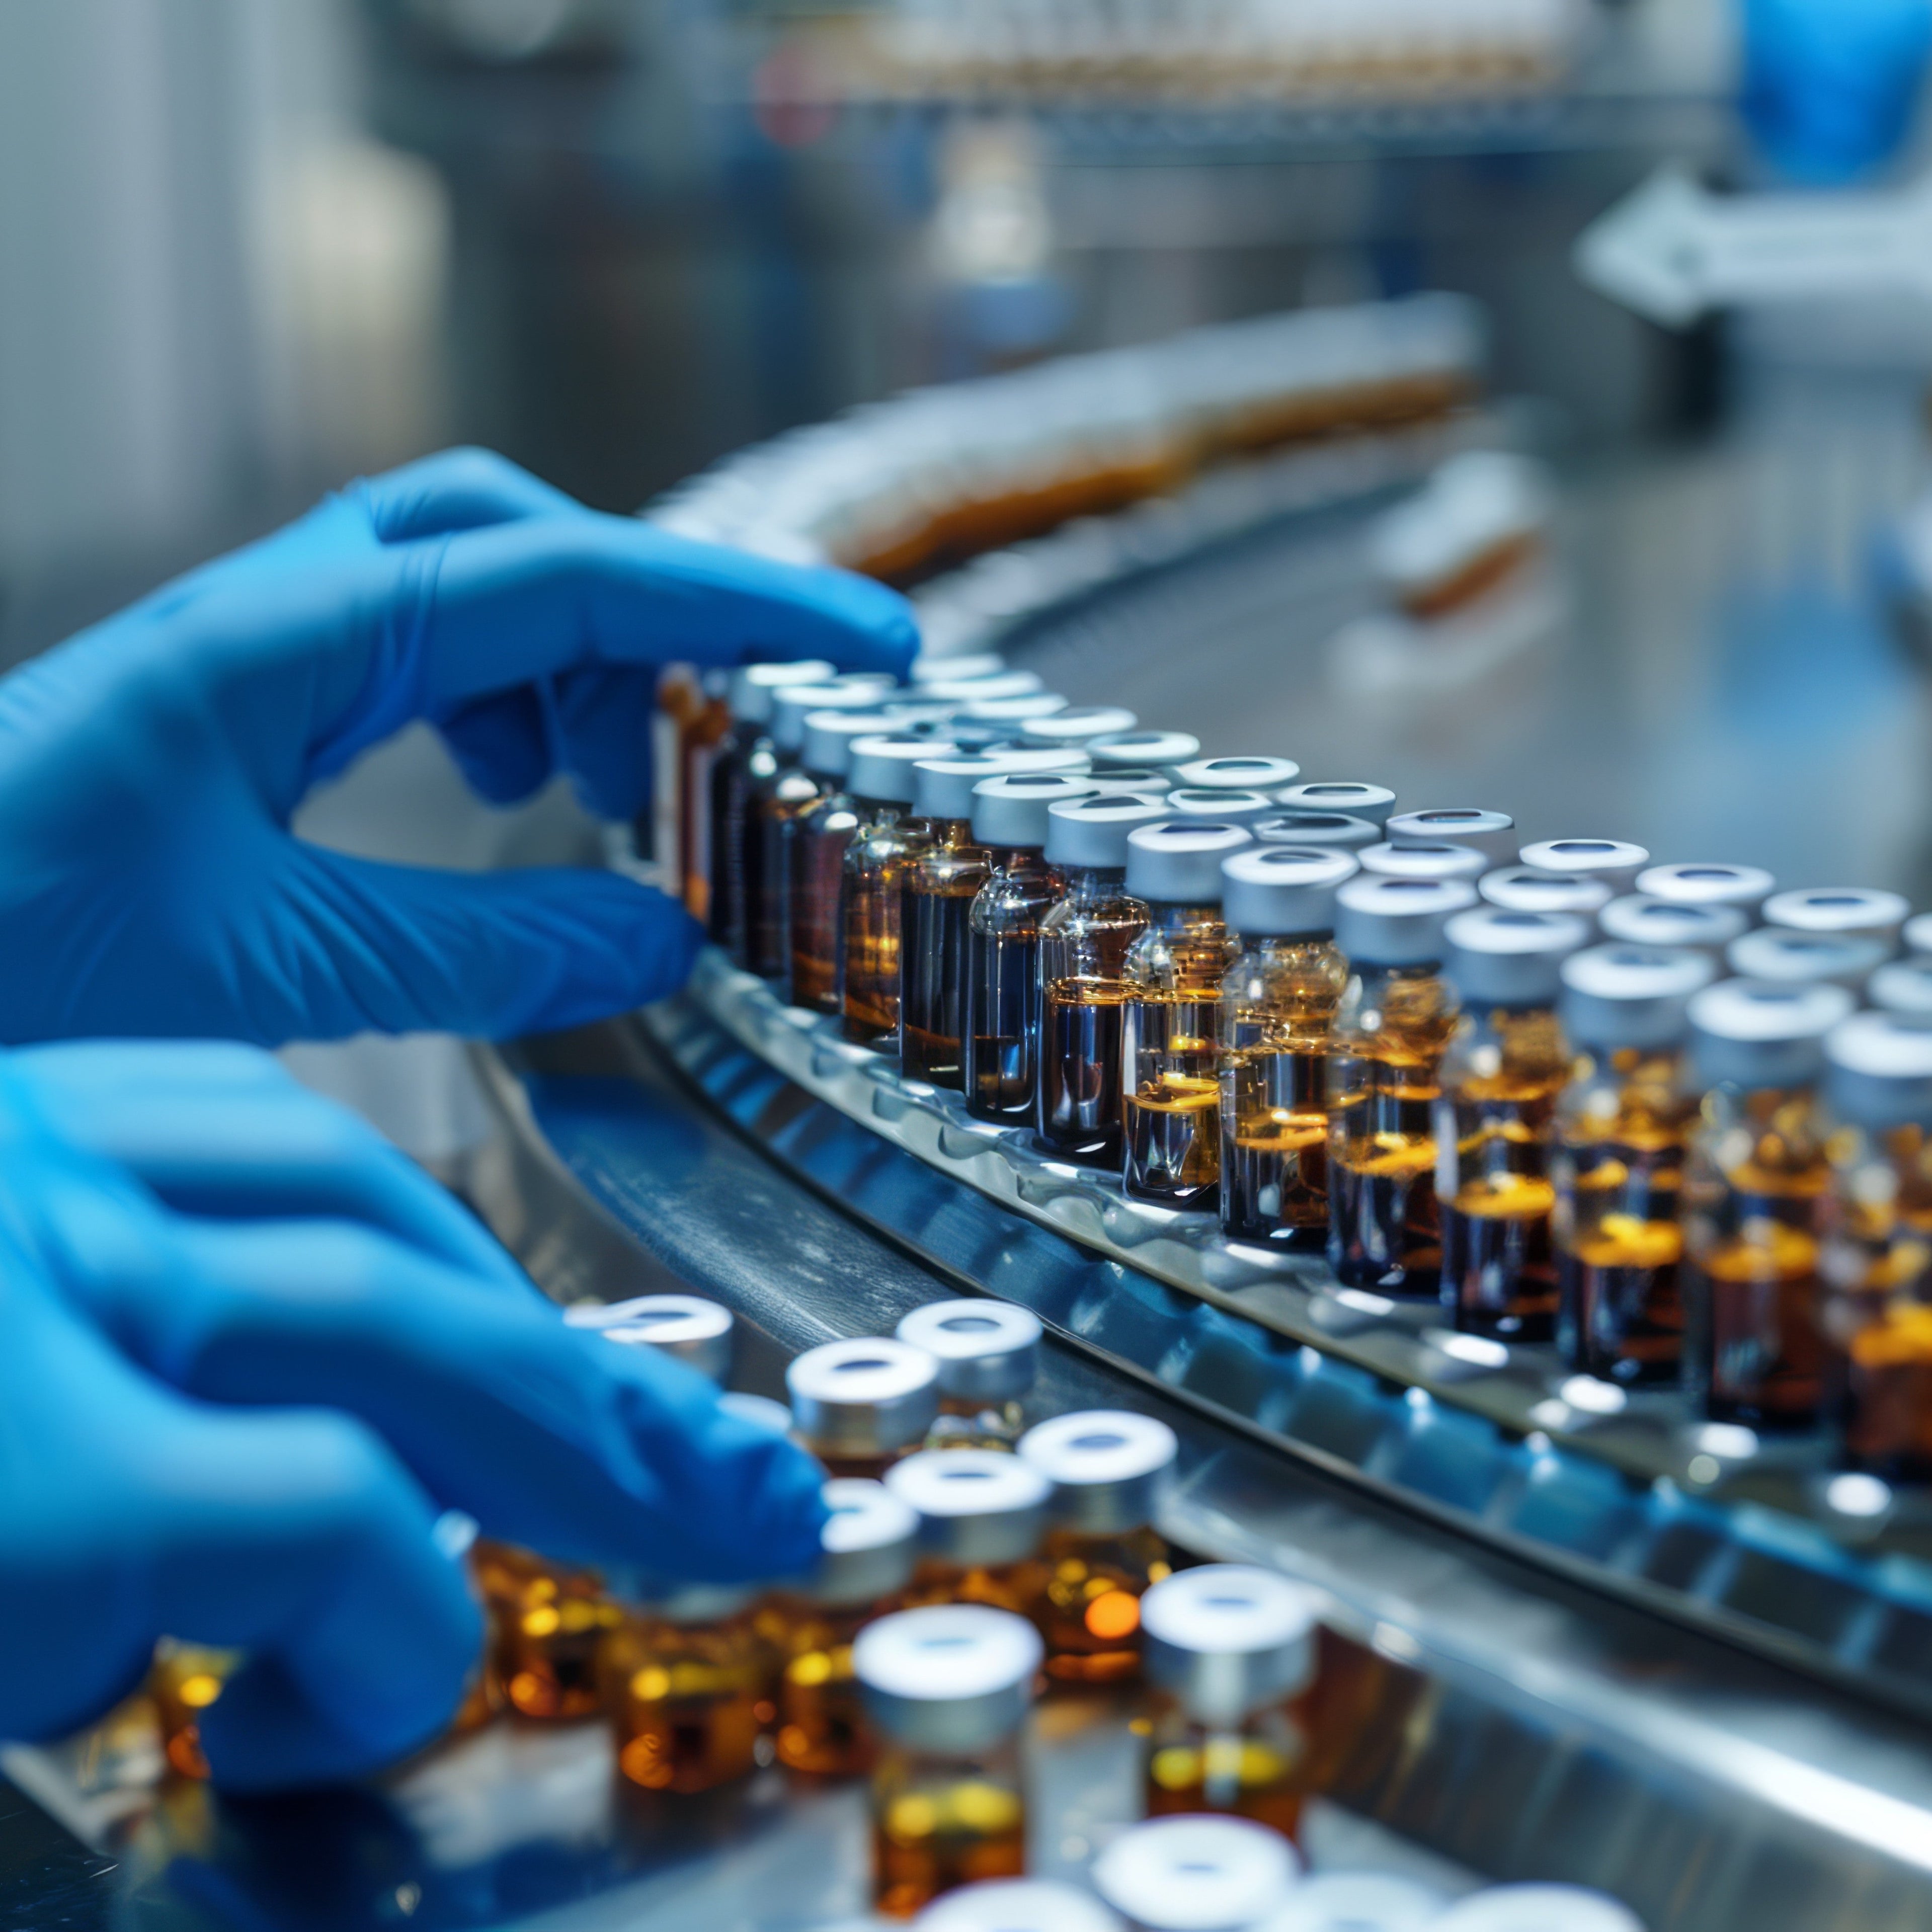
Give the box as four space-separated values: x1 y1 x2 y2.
1743 0 1932 183
0 1039 829 1790
0 447 915 1046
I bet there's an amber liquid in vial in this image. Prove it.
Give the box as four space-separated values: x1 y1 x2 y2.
601 1607 773 1794
1145 1701 1311 1842
1036 867 1148 1162
964 849 1062 1124
790 792 860 1013
674 676 731 922
926 1394 1027 1451
873 1741 1027 1919
473 1540 619 1721
898 1555 1050 1618
901 821 992 1087
771 1599 891 1779
748 765 826 981
842 806 931 1048
1027 1526 1172 1684
708 732 773 964
149 1643 238 1780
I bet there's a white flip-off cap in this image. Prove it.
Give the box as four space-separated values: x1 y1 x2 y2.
1160 788 1277 823
1519 839 1649 895
885 1450 1052 1569
1125 821 1254 903
729 659 836 723
1089 730 1202 771
1020 1410 1177 1536
1429 1885 1646 1932
1558 944 1714 1053
1635 862 1776 915
1358 841 1487 883
853 1604 1041 1752
1092 1816 1300 1932
1260 1872 1445 1931
911 652 1007 684
787 1337 941 1457
920 670 1044 703
1141 1564 1319 1724
1597 895 1747 955
803 708 906 778
565 1294 733 1384
1479 866 1611 917
1252 812 1381 852
1443 906 1589 1007
809 1478 920 1607
1175 756 1302 791
1387 808 1515 867
849 734 960 804
897 1299 1042 1403
1221 846 1357 937
1824 1010 1932 1130
1046 794 1173 870
773 677 901 753
1335 875 1477 967
1277 781 1396 828
1019 705 1142 745
972 773 1096 849
961 692 1070 722
915 1880 1124 1932
1687 979 1856 1091
1725 928 1888 992
1870 957 1932 1020
1761 887 1909 944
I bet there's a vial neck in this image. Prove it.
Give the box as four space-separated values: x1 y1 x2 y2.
1145 899 1224 937
1059 863 1127 902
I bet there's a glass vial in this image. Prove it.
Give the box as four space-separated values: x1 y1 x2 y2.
1016 705 1141 752
1087 730 1201 773
886 1450 1052 1613
1634 862 1776 921
1277 781 1396 829
1357 841 1487 885
1681 979 1856 1428
769 1479 920 1779
913 1879 1126 1932
149 1641 239 1780
667 667 730 921
961 774 1092 1123
1218 847 1359 1246
788 1337 943 1480
1251 812 1381 853
1818 1013 1932 1479
1172 756 1302 793
1552 945 1716 1384
1157 788 1277 826
1436 907 1589 1342
1726 928 1887 992
1518 839 1650 897
1036 796 1169 1162
1478 867 1612 919
1327 876 1477 1296
1120 821 1253 1208
1763 886 1908 946
855 1605 1041 1919
1091 1816 1299 1932
841 734 959 1048
473 1540 619 1720
1598 896 1748 959
1140 1565 1321 1840
896 1299 1042 1448
564 1292 734 1384
1015 1410 1177 1684
1385 808 1515 871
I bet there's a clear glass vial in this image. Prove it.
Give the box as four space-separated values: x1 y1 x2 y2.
1436 907 1590 1343
841 734 959 1048
1681 979 1856 1429
961 774 1092 1124
1036 796 1168 1163
1635 862 1776 921
1327 876 1476 1296
1140 1564 1322 1840
1277 781 1396 828
789 1337 943 1480
1518 839 1649 897
1598 895 1748 959
912 1878 1125 1932
1217 846 1359 1246
1430 1886 1645 1932
1357 841 1487 885
855 1605 1042 1919
564 1292 734 1384
1552 944 1716 1384
1121 821 1253 1208
1091 1815 1299 1932
897 1299 1042 1448
1386 808 1515 870
1250 811 1381 853
1173 756 1302 793
887 1450 1052 1614
1016 1410 1177 1684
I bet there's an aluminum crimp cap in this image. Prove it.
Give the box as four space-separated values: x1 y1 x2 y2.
1430 1885 1646 1932
1019 704 1142 745
1087 730 1202 771
960 692 1070 722
787 1337 941 1458
1725 928 1888 993
1159 787 1276 823
1358 840 1487 883
1871 958 1932 1020
728 658 835 724
1019 1410 1177 1536
1635 861 1776 913
1221 846 1358 937
808 1478 920 1607
564 1293 733 1384
802 708 907 779
1387 808 1514 865
886 1450 1053 1569
1519 838 1649 894
1825 1011 1932 1131
913 1879 1125 1932
1480 865 1611 916
910 652 1007 685
772 676 900 752
1277 780 1396 828
1252 811 1380 852
972 773 1095 849
1443 906 1590 1007
1092 1817 1300 1932
1141 1565 1318 1725
853 1604 1041 1752
1125 821 1253 903
1264 1873 1446 1931
1045 794 1175 870
897 1299 1042 1403
1598 895 1747 954
1335 875 1477 967
914 754 1037 822
1174 755 1302 791
918 670 1044 703
1084 768 1174 796
1558 944 1714 1053
848 735 959 805
1906 911 1932 957
1762 886 1910 943
1687 979 1856 1091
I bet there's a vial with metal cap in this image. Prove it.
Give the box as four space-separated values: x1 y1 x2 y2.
1218 848 1359 1246
1725 928 1888 992
1479 866 1612 918
788 1337 944 1480
912 652 1008 686
1597 895 1747 958
1635 862 1776 921
1121 822 1254 1208
1551 945 1716 1385
1175 756 1302 793
565 1293 734 1384
1264 1873 1445 1931
1763 887 1909 947
1036 796 1169 1162
473 1538 621 1722
1358 841 1487 884
855 1605 1041 1918
1819 1013 1932 1480
147 1640 242 1780
1017 1410 1177 1683
1519 839 1649 897
1277 781 1396 829
887 1451 1052 1613
960 775 1093 1125
1872 957 1932 1019
1907 911 1932 959
1251 812 1381 853
666 664 731 923
958 692 1072 727
1089 730 1202 772
1430 1886 1646 1932
1327 876 1477 1296
1092 1815 1299 1932
898 1299 1043 1448
914 1879 1125 1932
1386 808 1515 869
1140 1565 1323 1839
1018 705 1141 748
1435 908 1590 1343
768 1479 921 1778
841 735 960 1049
1159 787 1278 825
920 670 1046 705
1681 980 1856 1429
1084 767 1175 796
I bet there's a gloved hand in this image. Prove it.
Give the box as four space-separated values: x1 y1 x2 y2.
0 447 915 1046
0 1038 829 1790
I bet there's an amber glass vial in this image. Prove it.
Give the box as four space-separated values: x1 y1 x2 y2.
1326 876 1476 1295
896 1299 1042 1451
788 1337 942 1481
671 667 731 922
1435 907 1589 1342
1035 796 1168 1162
854 1606 1041 1919
473 1540 621 1720
1141 1565 1323 1842
149 1641 239 1780
1681 979 1856 1429
1218 846 1358 1245
1552 945 1716 1384
1016 1410 1177 1684
886 1449 1051 1614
